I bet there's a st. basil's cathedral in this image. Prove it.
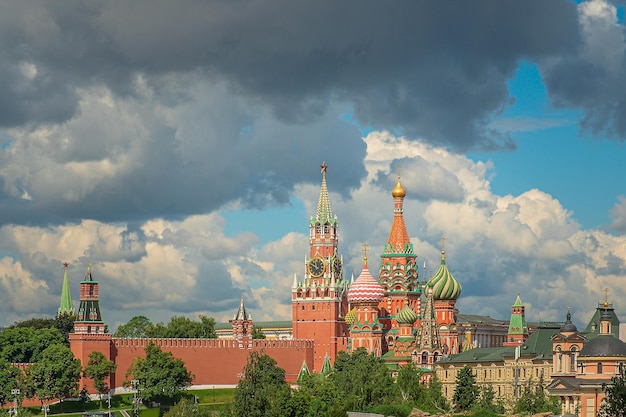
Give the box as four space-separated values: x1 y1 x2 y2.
293 162 462 376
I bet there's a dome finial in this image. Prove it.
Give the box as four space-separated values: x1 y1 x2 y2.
391 164 406 198
440 236 446 262
604 287 609 308
362 242 369 266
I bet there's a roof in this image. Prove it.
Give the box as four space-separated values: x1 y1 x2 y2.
347 264 384 303
438 324 560 365
311 162 336 226
437 347 515 364
579 334 626 357
582 304 620 339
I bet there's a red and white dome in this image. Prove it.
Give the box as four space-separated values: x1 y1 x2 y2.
348 265 384 304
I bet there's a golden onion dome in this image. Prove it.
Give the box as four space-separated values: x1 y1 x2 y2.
392 175 406 198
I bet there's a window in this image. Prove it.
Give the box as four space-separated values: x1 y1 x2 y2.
421 352 428 364
598 363 603 374
89 286 94 296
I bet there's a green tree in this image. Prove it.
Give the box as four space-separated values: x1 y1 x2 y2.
164 398 213 417
113 316 153 338
84 351 117 407
9 316 76 346
0 327 65 363
453 365 478 411
26 344 81 412
418 373 449 413
474 385 505 414
0 359 21 407
396 362 423 403
233 351 292 417
252 324 266 340
599 367 626 417
514 378 559 415
126 343 193 403
329 348 398 412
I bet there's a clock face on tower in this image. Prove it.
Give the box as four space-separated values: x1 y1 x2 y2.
332 257 342 277
308 257 325 277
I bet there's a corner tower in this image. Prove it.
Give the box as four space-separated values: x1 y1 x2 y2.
292 163 349 371
378 169 419 351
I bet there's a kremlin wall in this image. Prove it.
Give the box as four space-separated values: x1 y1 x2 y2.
19 163 626 415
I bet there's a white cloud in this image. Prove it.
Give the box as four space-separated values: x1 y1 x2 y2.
1 130 625 331
579 0 625 73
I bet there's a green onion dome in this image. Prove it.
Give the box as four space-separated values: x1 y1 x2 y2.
396 304 418 325
345 307 357 325
426 250 461 300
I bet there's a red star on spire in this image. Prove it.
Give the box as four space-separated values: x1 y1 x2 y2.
63 262 69 268
320 162 328 173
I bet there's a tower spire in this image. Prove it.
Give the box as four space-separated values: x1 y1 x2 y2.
58 262 75 317
316 162 333 224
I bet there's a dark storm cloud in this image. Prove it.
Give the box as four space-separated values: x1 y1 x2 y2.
0 0 580 150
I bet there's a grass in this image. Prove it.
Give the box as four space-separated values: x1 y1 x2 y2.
17 387 235 417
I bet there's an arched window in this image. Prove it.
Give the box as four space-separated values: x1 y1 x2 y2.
89 286 94 296
433 352 440 362
570 346 578 371
598 362 603 374
421 351 428 364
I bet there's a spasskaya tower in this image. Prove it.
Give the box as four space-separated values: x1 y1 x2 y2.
292 162 349 371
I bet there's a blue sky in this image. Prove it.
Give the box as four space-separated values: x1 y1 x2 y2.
1 0 626 331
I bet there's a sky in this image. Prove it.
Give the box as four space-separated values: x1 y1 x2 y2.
1 0 626 331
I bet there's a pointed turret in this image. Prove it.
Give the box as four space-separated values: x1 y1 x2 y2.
58 262 75 317
231 295 253 348
296 360 311 384
321 353 333 374
233 294 251 321
504 293 528 347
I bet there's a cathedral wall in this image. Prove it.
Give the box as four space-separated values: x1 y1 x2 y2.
109 337 314 389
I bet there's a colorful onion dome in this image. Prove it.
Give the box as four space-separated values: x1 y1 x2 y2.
345 307 357 324
396 304 418 325
347 262 384 304
391 174 406 198
427 248 462 300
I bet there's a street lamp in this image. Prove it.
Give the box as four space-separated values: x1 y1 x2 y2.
41 404 50 417
131 380 140 417
11 389 20 417
107 394 112 417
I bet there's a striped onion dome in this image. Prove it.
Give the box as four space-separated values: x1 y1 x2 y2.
426 250 462 300
347 262 384 304
396 304 418 325
345 307 357 324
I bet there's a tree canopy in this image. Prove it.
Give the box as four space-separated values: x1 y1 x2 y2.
0 327 65 363
114 315 216 338
0 359 21 407
126 343 193 403
26 344 81 411
232 351 291 417
599 367 626 417
84 351 117 407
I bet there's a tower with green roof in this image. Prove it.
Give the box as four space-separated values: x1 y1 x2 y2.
57 262 75 317
73 263 105 334
503 294 528 347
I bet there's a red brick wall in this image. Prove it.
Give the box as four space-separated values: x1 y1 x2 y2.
109 338 315 388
